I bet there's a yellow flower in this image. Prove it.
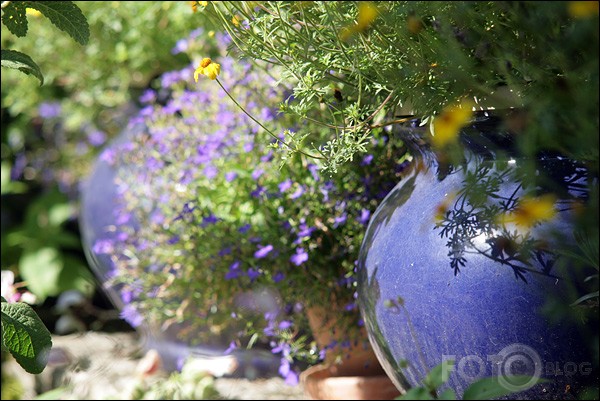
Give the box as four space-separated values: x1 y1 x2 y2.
340 2 379 41
232 15 241 27
497 194 557 229
190 1 208 13
568 1 599 18
356 2 378 31
26 8 42 17
430 100 474 148
194 58 221 81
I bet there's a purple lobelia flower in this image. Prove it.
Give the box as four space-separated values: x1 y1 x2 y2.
278 179 292 193
358 209 371 225
120 304 143 327
254 244 274 259
290 248 308 266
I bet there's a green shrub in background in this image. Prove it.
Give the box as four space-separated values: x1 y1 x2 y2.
1 1 88 378
1 2 217 308
2 1 217 190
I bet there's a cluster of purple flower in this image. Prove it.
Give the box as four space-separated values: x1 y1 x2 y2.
90 30 408 382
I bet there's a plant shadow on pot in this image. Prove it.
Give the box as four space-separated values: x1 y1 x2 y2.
357 110 599 399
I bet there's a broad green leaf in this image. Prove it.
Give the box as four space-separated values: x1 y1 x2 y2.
1 2 28 37
423 359 455 391
48 202 75 227
19 248 94 300
462 375 546 400
1 49 44 85
19 247 63 301
1 301 52 374
24 1 89 45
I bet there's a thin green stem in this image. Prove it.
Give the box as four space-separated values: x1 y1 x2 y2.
215 78 324 160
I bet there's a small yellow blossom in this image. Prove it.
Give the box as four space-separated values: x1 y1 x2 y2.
356 2 378 30
568 1 599 18
340 2 379 41
190 1 208 13
497 194 557 229
26 8 42 17
430 100 475 148
194 58 221 81
232 15 242 27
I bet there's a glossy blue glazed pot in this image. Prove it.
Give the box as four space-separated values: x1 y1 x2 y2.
357 111 598 399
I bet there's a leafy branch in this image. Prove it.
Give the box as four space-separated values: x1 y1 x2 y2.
1 0 89 84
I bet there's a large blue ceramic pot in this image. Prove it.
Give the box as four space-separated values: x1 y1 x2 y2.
357 111 598 399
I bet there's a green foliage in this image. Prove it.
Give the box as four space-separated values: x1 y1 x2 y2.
3 188 94 302
95 32 409 372
1 0 89 83
19 247 93 302
1 296 52 374
1 1 28 37
396 360 545 400
204 1 599 176
0 49 43 85
24 1 90 45
1 2 215 190
0 162 27 194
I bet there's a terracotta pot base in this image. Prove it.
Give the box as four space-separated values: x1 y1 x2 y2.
300 364 401 400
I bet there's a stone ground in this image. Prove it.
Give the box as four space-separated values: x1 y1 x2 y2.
2 331 309 400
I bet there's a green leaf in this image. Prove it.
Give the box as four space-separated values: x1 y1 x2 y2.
1 1 28 37
438 388 456 400
1 49 44 85
24 1 89 45
395 387 435 400
423 359 455 391
1 301 52 374
570 291 599 307
1 162 28 194
48 202 75 227
19 247 64 301
462 375 546 400
19 247 94 300
58 255 95 297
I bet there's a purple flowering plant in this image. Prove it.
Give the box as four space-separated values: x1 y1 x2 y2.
91 29 409 382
